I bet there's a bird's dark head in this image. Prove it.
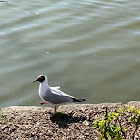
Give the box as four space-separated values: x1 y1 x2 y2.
33 75 46 83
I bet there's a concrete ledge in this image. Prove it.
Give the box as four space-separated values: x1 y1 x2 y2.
1 101 140 139
2 101 140 113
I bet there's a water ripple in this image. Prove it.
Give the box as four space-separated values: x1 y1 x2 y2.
0 0 140 107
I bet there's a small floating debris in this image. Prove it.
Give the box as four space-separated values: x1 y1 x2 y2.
46 52 49 54
20 100 23 102
81 51 86 55
28 11 39 15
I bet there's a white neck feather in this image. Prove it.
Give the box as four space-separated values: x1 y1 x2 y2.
39 77 50 95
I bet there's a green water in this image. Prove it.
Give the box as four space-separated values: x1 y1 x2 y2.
0 0 140 108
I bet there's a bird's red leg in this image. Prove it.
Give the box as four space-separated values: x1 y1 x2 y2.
54 106 56 112
40 102 48 105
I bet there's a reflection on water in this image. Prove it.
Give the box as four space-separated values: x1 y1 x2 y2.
0 0 140 108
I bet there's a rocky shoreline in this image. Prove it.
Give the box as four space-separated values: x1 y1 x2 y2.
0 101 140 139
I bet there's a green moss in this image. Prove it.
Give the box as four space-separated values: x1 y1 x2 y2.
52 112 65 118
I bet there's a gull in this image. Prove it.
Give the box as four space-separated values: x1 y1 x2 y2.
33 75 86 112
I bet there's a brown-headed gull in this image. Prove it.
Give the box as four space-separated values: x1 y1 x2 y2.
33 75 86 112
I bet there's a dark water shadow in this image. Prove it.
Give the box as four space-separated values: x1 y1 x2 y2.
50 111 86 128
0 1 7 2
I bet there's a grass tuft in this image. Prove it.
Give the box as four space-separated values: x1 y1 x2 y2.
52 112 65 118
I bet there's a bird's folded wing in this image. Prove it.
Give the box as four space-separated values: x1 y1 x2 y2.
51 88 74 98
44 88 74 104
51 86 60 89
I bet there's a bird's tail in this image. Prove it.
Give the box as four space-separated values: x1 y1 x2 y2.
72 98 86 102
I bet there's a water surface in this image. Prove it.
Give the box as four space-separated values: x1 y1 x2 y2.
0 0 140 108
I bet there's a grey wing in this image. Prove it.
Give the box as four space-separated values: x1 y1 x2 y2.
51 86 60 89
43 88 74 104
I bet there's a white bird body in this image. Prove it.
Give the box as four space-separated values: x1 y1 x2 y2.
39 78 74 104
34 75 85 112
